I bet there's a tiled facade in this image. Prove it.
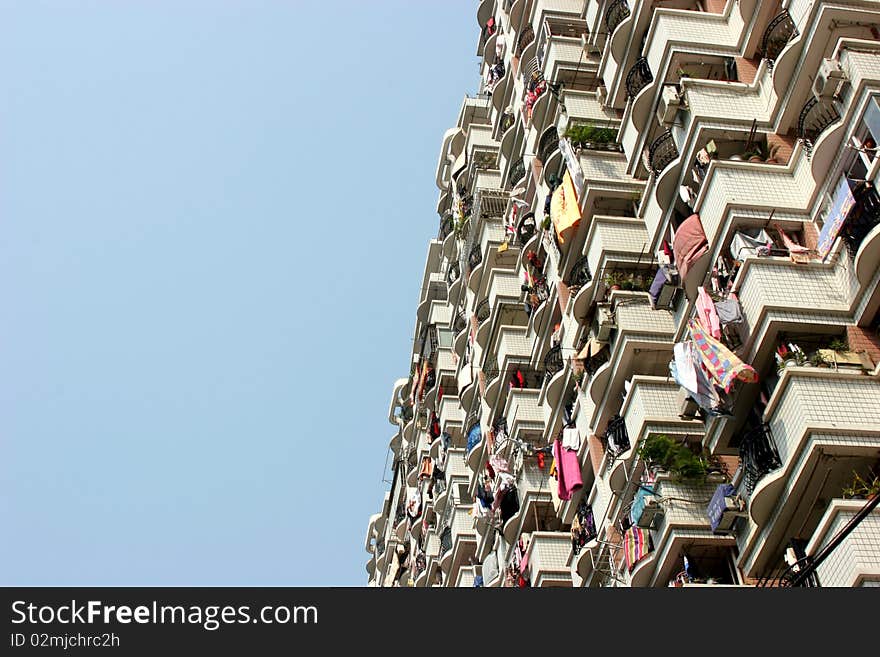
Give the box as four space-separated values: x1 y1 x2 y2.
365 0 880 587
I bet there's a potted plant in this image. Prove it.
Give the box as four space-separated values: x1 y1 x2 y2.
841 470 880 500
637 434 708 481
564 122 618 150
604 271 624 291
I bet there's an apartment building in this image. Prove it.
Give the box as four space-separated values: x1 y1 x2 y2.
364 0 880 587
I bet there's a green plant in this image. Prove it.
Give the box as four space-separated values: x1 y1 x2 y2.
541 215 552 231
841 470 880 499
604 271 625 289
809 350 827 367
637 434 708 481
565 122 617 147
828 336 850 352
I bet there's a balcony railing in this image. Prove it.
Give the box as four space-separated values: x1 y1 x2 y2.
539 126 560 164
508 365 546 390
500 112 515 134
482 353 499 382
439 526 453 555
454 310 468 333
625 57 653 99
566 255 592 288
543 344 564 380
738 422 782 495
841 182 880 258
797 96 841 146
395 502 407 525
468 243 483 271
517 212 537 245
475 298 491 325
446 261 460 287
439 215 454 240
760 11 798 63
516 24 535 57
604 0 630 35
648 130 679 175
507 158 526 189
601 414 630 457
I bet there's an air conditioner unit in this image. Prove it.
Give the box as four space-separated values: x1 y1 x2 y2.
656 85 683 125
636 499 664 529
712 495 747 533
595 304 615 341
812 58 846 100
678 388 699 419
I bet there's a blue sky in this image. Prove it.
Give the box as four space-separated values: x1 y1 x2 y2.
0 0 476 585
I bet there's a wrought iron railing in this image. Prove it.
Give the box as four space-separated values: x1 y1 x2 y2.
517 212 537 245
760 10 798 63
738 422 782 495
500 112 515 134
468 243 483 271
439 214 454 240
507 365 546 390
454 310 468 334
625 56 653 99
482 353 499 383
539 126 560 164
648 129 679 175
605 0 630 35
841 183 880 259
567 254 592 288
475 298 491 325
439 526 453 555
601 414 630 457
797 96 841 146
516 24 535 57
446 261 460 287
543 344 564 379
395 501 407 525
507 158 526 188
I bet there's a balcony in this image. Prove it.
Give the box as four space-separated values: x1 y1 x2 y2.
808 499 880 587
503 461 555 544
633 473 738 587
740 368 880 577
538 125 561 171
625 57 653 100
760 10 798 64
524 532 573 587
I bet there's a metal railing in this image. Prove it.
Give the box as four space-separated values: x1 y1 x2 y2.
517 212 537 245
468 243 483 271
446 261 460 287
439 214 454 240
797 96 840 146
507 158 526 189
500 112 515 134
539 126 560 164
543 344 564 379
567 254 592 288
454 310 468 333
648 129 679 175
625 56 653 99
475 298 491 325
605 0 631 35
841 183 880 259
760 11 798 62
738 422 782 495
601 414 630 457
516 24 535 57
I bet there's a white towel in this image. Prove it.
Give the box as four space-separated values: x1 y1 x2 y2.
562 426 581 451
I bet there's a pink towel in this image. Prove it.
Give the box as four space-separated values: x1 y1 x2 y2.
695 286 722 339
552 439 583 501
673 213 709 281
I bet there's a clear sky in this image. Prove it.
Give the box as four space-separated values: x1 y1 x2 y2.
0 0 477 585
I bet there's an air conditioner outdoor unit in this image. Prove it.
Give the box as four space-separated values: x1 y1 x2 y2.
713 495 748 533
636 499 664 529
678 388 699 419
812 58 846 100
595 304 615 342
656 85 682 125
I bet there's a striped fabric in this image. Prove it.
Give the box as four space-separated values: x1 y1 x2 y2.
688 320 758 393
623 526 652 572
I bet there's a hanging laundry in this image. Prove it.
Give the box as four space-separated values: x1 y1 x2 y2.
688 319 758 392
623 526 652 572
551 438 583 500
695 286 722 339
